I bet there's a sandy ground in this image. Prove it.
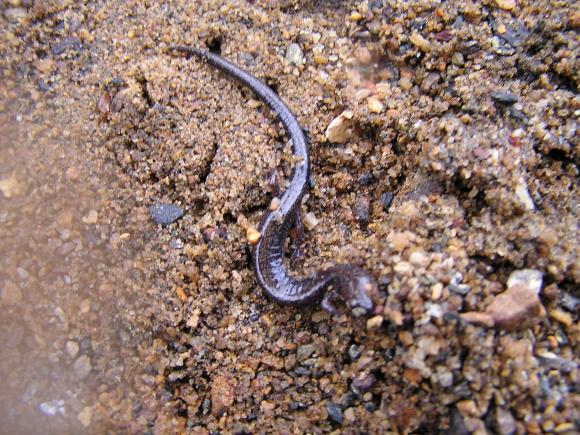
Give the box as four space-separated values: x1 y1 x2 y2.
0 0 578 433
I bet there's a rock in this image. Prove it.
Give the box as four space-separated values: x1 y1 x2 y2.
421 72 440 92
354 47 372 64
326 401 343 424
51 37 82 55
352 373 376 393
485 283 545 330
495 0 516 11
97 91 111 113
507 269 542 294
148 203 183 225
367 96 384 113
381 192 394 211
514 180 535 211
393 261 413 275
548 309 572 327
73 355 92 379
82 209 99 224
456 400 478 418
285 43 304 66
344 407 356 422
491 91 518 104
366 315 383 330
1 280 22 305
449 284 471 295
4 7 27 23
460 312 495 327
0 173 23 198
495 408 517 435
325 110 354 143
410 33 432 52
303 212 319 231
561 291 580 312
39 399 65 416
348 344 362 361
389 232 412 251
246 226 261 245
78 407 93 427
353 196 370 224
65 341 79 358
297 344 316 361
211 374 236 417
409 251 430 268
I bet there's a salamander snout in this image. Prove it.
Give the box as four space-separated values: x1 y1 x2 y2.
344 267 376 314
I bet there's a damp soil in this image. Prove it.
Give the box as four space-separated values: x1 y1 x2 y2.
0 1 578 434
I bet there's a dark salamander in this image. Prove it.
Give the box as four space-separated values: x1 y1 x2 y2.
170 46 376 314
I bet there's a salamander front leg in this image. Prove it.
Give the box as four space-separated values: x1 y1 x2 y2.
321 290 340 315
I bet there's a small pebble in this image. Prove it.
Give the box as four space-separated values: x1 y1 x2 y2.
285 43 304 66
507 269 542 294
65 340 79 358
73 355 92 379
82 209 99 225
303 212 319 231
393 261 413 275
495 0 516 11
0 173 22 198
352 373 376 393
297 344 316 361
353 196 370 224
39 399 66 416
409 251 430 268
485 283 545 330
348 344 362 361
410 33 432 52
366 315 383 330
78 407 93 428
380 192 393 211
354 47 372 64
326 401 343 424
325 110 354 143
514 180 535 211
3 7 27 23
1 280 22 305
246 226 261 246
491 91 518 104
495 408 517 435
148 203 183 225
367 96 384 113
211 374 236 417
269 197 281 211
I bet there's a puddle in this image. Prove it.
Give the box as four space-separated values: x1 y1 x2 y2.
0 83 153 432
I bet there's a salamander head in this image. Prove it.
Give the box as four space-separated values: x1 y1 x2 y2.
333 265 376 314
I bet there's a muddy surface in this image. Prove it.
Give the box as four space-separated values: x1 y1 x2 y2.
0 0 578 433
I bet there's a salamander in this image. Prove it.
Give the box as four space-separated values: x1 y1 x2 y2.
170 46 376 314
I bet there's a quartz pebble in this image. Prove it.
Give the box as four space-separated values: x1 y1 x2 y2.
367 96 384 113
303 212 319 231
285 43 304 66
246 226 261 245
325 110 354 143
